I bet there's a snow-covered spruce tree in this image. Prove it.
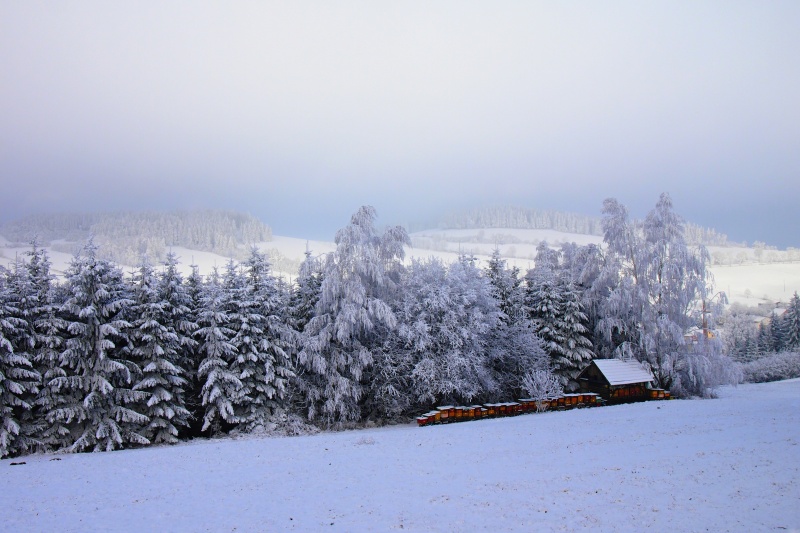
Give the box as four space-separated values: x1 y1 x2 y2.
484 249 548 399
296 206 409 426
552 280 594 391
525 247 593 391
54 240 149 452
229 248 294 432
182 263 205 436
558 242 608 356
23 241 71 452
754 324 770 355
195 266 241 434
0 265 41 457
785 292 800 350
526 262 565 355
289 250 323 334
485 249 525 323
770 311 786 354
129 257 191 444
286 249 323 414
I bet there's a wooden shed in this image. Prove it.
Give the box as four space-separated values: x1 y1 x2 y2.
577 359 655 403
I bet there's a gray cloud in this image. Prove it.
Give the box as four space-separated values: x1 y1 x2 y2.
2 2 799 245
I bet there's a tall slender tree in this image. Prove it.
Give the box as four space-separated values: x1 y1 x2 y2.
196 267 240 434
0 264 41 457
229 249 294 431
24 241 70 451
297 206 409 425
785 292 800 350
130 257 191 444
54 240 149 452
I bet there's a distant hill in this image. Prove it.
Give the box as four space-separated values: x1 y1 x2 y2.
420 205 741 247
0 210 272 266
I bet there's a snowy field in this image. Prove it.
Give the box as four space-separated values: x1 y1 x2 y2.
3 228 800 305
3 379 798 532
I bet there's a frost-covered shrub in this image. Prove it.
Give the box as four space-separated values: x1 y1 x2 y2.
740 352 800 383
522 370 563 412
671 348 742 398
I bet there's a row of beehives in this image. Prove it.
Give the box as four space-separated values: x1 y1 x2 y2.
416 388 670 426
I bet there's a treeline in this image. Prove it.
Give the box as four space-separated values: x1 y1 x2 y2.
428 205 738 247
1 198 740 458
721 295 800 362
1 210 272 266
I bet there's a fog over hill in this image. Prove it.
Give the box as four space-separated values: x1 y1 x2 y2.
0 204 761 259
0 210 272 266
423 205 742 247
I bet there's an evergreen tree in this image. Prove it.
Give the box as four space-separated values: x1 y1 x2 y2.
526 265 565 362
770 311 785 353
485 249 525 323
54 241 149 452
182 263 205 435
195 267 241 434
230 248 294 431
130 257 191 444
756 323 772 355
551 280 594 390
24 241 70 452
290 250 323 334
484 249 546 398
785 292 800 350
0 265 41 457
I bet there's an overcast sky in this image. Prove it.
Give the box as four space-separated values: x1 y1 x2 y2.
1 2 799 246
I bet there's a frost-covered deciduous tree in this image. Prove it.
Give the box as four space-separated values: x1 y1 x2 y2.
54 241 149 452
720 308 759 362
394 256 498 408
678 335 742 398
297 206 409 426
522 369 563 412
598 194 735 396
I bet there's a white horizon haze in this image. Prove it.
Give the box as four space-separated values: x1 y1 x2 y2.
2 2 799 246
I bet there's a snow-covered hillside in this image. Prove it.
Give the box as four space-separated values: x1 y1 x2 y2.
3 227 800 305
3 379 798 532
405 228 800 306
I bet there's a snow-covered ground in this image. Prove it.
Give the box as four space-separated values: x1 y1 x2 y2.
3 379 798 532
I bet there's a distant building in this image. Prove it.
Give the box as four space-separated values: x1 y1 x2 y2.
684 326 715 344
759 307 788 328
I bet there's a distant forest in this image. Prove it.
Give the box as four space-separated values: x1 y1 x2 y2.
0 210 272 266
428 206 739 247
